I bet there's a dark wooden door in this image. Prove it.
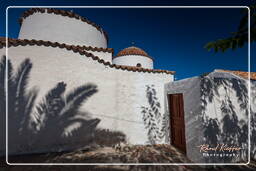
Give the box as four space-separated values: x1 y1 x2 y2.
168 94 186 154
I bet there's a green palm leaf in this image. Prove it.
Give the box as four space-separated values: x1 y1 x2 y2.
205 5 255 52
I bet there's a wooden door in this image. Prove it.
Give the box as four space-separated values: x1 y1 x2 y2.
168 94 186 153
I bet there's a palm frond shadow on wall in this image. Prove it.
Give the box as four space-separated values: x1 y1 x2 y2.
141 85 169 144
0 55 102 155
200 75 254 162
251 80 256 161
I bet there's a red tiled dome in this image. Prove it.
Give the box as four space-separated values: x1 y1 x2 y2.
115 46 153 59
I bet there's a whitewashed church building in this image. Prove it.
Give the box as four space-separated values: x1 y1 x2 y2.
0 8 255 163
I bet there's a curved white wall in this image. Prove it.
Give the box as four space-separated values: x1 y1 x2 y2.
18 12 107 48
112 55 153 69
0 45 172 155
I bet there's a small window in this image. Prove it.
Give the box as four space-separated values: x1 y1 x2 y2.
136 63 142 67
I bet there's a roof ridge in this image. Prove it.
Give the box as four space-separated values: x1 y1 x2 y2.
19 8 109 44
0 38 175 75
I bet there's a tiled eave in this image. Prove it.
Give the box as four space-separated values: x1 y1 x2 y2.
0 38 175 75
215 69 256 81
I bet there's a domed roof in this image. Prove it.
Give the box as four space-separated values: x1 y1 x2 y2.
115 46 153 60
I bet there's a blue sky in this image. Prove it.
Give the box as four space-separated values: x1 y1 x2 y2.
0 0 255 80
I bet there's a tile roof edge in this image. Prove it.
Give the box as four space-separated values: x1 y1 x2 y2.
0 38 175 75
213 69 256 80
0 37 113 53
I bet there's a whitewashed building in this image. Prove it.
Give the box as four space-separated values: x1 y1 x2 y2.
0 8 254 164
0 8 174 156
165 70 256 163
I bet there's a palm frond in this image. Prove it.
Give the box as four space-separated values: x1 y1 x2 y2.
35 82 66 124
238 10 248 31
20 88 38 132
60 84 98 118
0 56 6 86
7 58 39 141
6 57 16 116
9 59 33 126
205 4 255 52
11 59 32 121
14 58 32 100
0 56 14 82
0 56 14 94
35 82 99 142
66 84 97 103
0 56 7 114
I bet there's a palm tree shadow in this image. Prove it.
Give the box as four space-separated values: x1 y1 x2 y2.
29 81 101 153
0 56 39 153
250 81 256 161
0 56 101 155
200 76 249 163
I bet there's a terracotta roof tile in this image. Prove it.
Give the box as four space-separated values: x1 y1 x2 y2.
0 38 175 75
114 46 153 60
215 69 256 80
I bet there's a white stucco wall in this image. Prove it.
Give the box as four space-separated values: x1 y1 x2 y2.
201 72 250 162
251 81 256 116
165 76 204 163
18 12 107 48
0 45 173 155
165 72 254 163
112 55 153 69
251 80 256 161
205 72 249 122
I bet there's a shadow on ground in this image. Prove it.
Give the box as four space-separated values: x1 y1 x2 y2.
1 144 255 171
